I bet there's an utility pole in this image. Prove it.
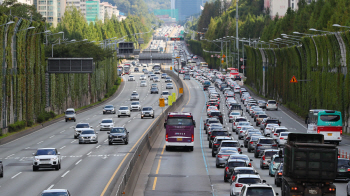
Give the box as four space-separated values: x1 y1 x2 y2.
236 0 239 70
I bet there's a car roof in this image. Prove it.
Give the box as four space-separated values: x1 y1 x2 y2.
234 167 254 170
263 149 279 152
236 174 260 178
102 118 113 121
229 154 249 158
228 159 246 163
66 108 75 111
221 140 238 143
244 183 273 188
215 136 232 139
42 189 68 193
37 148 56 150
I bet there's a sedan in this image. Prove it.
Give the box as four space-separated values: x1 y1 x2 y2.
118 106 131 117
130 92 139 101
103 105 115 114
153 76 160 82
108 127 129 145
140 75 147 80
99 119 114 131
140 81 147 87
165 77 172 83
79 129 98 144
150 87 159 94
166 83 173 89
216 147 240 168
141 106 154 118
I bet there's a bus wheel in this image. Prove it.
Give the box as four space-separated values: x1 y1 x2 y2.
189 147 193 151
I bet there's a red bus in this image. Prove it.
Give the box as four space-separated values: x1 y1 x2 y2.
164 112 196 151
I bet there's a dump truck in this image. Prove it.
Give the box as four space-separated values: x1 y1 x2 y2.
281 133 337 196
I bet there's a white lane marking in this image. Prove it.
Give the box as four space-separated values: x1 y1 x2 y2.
5 154 15 159
104 139 108 143
96 145 101 149
71 140 76 143
93 115 96 117
86 118 90 120
61 170 70 178
25 147 30 149
75 159 82 165
37 141 43 144
11 172 22 179
60 130 65 133
87 151 92 155
49 135 55 138
60 146 66 150
48 184 54 190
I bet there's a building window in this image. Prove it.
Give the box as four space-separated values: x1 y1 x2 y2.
48 6 53 10
292 3 294 9
39 6 46 10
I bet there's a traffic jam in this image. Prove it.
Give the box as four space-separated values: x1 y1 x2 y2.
182 66 346 196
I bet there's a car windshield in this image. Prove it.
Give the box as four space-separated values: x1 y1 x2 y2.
141 75 145 77
238 178 261 184
246 187 274 195
76 124 89 128
167 118 193 126
230 112 240 115
151 87 157 90
36 149 56 156
274 157 283 163
338 159 350 166
120 107 129 110
105 106 113 108
141 81 146 83
228 162 246 167
41 192 69 196
111 128 126 133
259 139 275 144
101 120 112 123
167 84 172 86
131 102 139 105
65 111 74 114
143 107 152 111
162 92 169 95
81 130 95 134
236 170 255 174
220 149 238 153
221 142 239 147
212 131 228 136
131 93 138 96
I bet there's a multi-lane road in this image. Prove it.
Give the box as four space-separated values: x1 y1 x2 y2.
0 64 178 195
135 41 350 196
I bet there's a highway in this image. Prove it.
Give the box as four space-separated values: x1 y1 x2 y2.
135 41 350 196
0 62 178 195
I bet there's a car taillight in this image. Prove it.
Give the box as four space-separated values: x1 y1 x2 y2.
262 155 265 160
214 143 220 146
166 134 168 141
274 133 278 136
211 135 215 138
207 105 210 107
231 175 236 182
272 144 277 147
229 116 233 118
250 141 253 144
240 130 243 133
278 172 283 175
348 168 350 172
235 183 243 187
215 105 218 107
317 128 320 134
225 167 229 172
280 137 284 139
248 163 252 167
238 148 241 152
257 144 262 147
192 134 194 142
341 130 343 135
217 155 222 158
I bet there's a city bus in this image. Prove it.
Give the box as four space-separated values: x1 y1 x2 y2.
164 112 196 151
199 62 208 70
227 68 239 76
306 109 342 145
117 65 123 76
123 64 131 75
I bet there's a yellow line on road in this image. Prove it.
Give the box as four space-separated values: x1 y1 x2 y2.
152 144 166 190
181 79 191 112
100 112 164 196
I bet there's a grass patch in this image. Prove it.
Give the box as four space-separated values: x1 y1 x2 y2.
0 77 123 140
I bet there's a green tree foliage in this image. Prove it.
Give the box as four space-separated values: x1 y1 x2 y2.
144 0 170 11
0 0 44 21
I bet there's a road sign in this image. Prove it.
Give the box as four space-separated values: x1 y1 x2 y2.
176 56 180 59
168 96 173 106
217 55 220 58
222 54 226 58
159 98 165 107
241 65 245 69
290 75 298 83
221 60 224 63
179 88 183 94
211 55 213 57
170 66 173 70
240 58 243 62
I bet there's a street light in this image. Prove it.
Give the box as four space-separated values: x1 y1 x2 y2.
293 31 314 36
333 24 350 29
0 21 14 27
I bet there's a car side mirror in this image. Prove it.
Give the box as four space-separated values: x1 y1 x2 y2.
229 133 232 136
262 180 266 183
276 194 279 196
273 168 277 170
239 152 242 154
90 126 93 128
95 132 98 134
255 171 259 174
107 132 110 134
32 153 35 156
127 132 130 134
240 145 243 148
58 152 61 155
250 159 253 161
164 123 167 129
193 120 196 127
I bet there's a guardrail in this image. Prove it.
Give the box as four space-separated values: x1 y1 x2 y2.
111 69 184 196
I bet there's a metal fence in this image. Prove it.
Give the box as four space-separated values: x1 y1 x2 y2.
113 69 184 196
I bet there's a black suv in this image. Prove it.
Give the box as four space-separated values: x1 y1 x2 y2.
107 127 129 145
234 75 241 81
208 130 229 143
0 160 3 177
208 111 223 124
263 118 281 129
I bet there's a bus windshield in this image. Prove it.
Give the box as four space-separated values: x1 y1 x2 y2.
167 117 194 126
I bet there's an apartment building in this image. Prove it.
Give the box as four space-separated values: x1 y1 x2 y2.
264 0 315 18
34 0 66 27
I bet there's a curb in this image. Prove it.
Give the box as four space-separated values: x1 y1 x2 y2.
0 81 126 145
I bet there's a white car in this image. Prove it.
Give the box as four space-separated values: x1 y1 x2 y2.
140 75 147 80
234 87 240 93
230 174 261 196
32 148 61 171
161 91 170 99
99 118 114 131
128 75 135 81
276 132 291 146
266 100 278 110
130 92 139 100
228 112 241 123
263 124 279 136
271 126 288 141
153 76 160 82
166 83 173 89
207 106 218 116
140 80 147 87
130 101 141 111
118 106 131 117
238 183 277 196
73 123 92 139
165 77 172 83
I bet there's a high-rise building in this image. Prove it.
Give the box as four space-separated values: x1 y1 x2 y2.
86 0 99 23
264 0 316 18
174 0 207 21
34 0 65 27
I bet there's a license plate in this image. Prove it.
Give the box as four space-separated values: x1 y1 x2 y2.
328 133 332 136
339 168 346 172
309 189 318 195
177 138 182 141
69 118 72 120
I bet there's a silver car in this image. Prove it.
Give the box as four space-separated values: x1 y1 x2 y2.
153 76 160 82
130 101 141 111
166 83 173 89
216 147 240 168
259 149 279 169
141 106 154 119
140 75 147 80
78 129 98 144
238 126 254 140
99 119 114 131
165 77 172 83
73 123 92 139
130 92 139 100
140 81 147 87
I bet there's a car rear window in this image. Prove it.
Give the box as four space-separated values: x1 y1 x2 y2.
258 115 268 118
276 129 288 133
212 131 228 136
246 187 274 195
236 119 247 122
274 157 283 163
228 162 246 167
265 151 278 157
236 170 255 175
267 120 279 124
268 101 276 104
238 178 261 184
259 139 275 144
210 112 221 116
221 142 239 147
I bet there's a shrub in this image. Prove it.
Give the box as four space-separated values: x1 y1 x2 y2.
8 120 26 133
26 120 33 127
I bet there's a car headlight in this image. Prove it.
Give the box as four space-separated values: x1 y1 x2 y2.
103 109 106 111
35 158 40 161
92 136 96 139
111 108 114 111
52 157 58 161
